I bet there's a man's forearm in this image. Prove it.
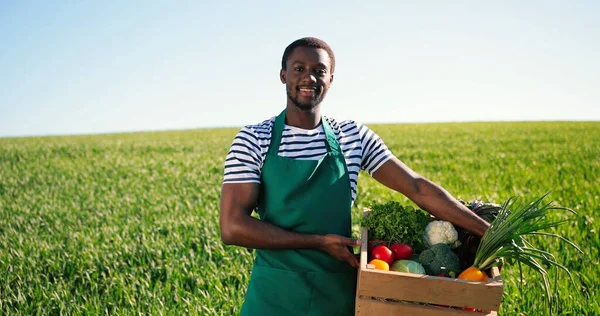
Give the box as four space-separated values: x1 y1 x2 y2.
221 214 324 249
413 178 490 237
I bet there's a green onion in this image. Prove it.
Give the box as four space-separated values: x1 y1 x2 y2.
473 193 583 307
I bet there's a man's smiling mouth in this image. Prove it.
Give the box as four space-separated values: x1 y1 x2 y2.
298 86 318 97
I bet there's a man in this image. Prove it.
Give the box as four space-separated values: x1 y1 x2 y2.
219 37 489 316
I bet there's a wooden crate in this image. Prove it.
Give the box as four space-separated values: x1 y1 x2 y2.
355 221 503 315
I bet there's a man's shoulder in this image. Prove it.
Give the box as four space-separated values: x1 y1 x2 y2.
324 116 363 132
239 117 276 136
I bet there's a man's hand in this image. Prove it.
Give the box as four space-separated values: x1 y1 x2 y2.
319 234 361 268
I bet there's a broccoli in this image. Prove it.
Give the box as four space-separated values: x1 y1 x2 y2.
417 243 461 276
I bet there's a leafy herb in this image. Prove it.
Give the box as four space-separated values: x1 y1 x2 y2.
361 201 431 250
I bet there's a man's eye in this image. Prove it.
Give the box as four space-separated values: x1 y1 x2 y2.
317 69 327 74
294 67 304 72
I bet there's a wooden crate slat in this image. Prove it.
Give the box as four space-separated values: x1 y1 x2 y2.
357 268 502 311
356 297 497 316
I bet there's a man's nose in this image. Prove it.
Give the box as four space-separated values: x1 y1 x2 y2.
302 70 317 83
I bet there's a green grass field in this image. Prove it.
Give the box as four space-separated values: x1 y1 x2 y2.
1 121 598 315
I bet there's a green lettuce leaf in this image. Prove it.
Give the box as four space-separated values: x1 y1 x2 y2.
361 201 431 251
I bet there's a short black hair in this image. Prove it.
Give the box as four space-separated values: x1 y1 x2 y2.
281 37 335 74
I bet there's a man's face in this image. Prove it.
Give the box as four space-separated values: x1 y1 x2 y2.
281 46 334 111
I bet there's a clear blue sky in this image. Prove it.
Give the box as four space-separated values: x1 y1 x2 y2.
1 1 599 137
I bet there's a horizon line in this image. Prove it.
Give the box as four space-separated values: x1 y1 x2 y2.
1 118 598 140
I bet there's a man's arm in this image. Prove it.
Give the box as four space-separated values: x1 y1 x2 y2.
219 182 360 267
372 157 489 237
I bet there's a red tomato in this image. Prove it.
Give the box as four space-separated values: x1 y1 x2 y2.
367 239 386 253
389 243 413 261
370 245 394 265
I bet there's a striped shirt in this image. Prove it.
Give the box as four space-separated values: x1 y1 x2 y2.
223 115 394 203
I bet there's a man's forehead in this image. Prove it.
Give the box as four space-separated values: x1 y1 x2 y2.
288 47 331 66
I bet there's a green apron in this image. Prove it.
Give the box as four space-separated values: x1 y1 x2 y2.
240 110 357 316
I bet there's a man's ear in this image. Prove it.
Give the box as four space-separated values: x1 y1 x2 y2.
280 69 286 83
329 74 334 85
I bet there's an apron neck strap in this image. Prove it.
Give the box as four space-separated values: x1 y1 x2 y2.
269 110 341 158
321 116 341 155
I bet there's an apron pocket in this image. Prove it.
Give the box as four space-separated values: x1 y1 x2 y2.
242 265 311 316
308 270 357 316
